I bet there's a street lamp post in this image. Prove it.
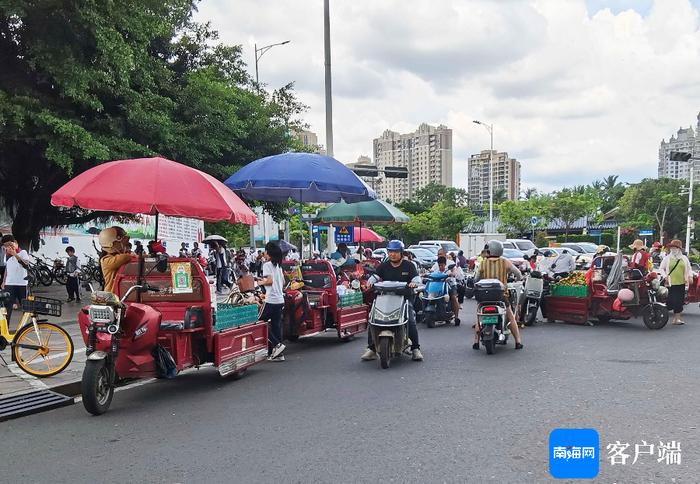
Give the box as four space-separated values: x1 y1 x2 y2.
254 40 291 86
473 120 494 224
250 39 290 248
670 151 698 251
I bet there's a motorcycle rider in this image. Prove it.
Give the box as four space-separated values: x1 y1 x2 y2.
98 226 133 293
472 240 524 350
361 240 423 362
430 249 461 324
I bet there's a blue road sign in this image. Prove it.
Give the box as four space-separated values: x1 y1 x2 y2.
531 216 538 226
639 229 653 236
334 225 354 244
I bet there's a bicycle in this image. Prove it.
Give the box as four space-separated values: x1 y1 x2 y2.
0 293 74 377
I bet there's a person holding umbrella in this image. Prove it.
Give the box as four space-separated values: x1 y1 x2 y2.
659 239 693 325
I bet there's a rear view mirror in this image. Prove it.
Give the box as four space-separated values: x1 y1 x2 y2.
156 254 168 273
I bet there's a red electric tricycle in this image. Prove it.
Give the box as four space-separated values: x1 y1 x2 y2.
78 255 268 415
542 254 669 329
283 259 369 342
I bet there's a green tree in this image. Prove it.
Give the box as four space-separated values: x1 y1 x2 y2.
397 183 469 214
397 201 471 244
590 175 627 213
498 198 548 237
618 177 698 243
0 1 306 248
547 189 600 240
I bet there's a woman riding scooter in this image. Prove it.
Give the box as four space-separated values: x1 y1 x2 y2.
472 240 524 350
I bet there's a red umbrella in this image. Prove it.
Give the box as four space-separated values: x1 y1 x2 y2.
354 227 384 243
51 157 257 228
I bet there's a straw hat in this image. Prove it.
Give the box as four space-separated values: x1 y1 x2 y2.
667 239 683 249
629 239 646 250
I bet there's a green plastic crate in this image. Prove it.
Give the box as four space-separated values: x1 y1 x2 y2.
550 284 588 298
338 292 363 307
214 304 259 331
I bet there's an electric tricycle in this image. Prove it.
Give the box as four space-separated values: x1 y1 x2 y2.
78 255 268 415
283 259 369 342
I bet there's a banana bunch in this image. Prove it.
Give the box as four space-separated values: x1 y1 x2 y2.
557 271 587 286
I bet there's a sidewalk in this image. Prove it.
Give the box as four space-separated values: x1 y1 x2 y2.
0 284 87 397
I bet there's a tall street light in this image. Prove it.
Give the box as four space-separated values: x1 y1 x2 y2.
670 151 698 251
473 120 494 224
324 0 334 157
254 40 291 85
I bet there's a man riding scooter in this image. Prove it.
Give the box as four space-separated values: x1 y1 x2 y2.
472 240 524 350
549 248 576 279
361 240 423 362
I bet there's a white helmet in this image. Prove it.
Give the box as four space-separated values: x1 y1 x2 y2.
98 226 129 254
486 240 503 257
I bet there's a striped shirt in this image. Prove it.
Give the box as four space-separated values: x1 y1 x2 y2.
479 257 509 285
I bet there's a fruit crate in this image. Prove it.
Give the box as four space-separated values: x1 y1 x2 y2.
214 304 259 331
550 284 588 298
338 292 363 307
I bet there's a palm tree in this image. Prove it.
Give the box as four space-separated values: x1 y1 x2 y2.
521 187 538 200
603 175 620 191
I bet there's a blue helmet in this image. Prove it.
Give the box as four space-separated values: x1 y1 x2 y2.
386 240 405 252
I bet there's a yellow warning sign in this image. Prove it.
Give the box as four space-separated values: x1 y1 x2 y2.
338 226 350 234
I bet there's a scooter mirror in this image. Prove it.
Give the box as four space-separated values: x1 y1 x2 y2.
156 254 168 273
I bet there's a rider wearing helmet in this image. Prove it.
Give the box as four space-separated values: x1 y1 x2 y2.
99 226 132 293
361 240 424 362
473 240 524 350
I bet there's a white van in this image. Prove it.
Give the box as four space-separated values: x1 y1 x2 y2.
418 240 460 254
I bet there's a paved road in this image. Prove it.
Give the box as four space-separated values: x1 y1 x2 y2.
3 299 699 483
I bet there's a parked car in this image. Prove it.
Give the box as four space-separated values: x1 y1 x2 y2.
372 248 388 260
503 248 529 272
503 239 537 252
560 242 598 254
406 247 438 266
537 247 582 258
405 250 434 270
418 240 460 255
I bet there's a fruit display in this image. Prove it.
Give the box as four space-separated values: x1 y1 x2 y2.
556 272 587 286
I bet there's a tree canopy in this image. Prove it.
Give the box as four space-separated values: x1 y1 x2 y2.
0 0 306 247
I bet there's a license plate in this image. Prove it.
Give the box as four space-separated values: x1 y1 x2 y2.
481 315 499 325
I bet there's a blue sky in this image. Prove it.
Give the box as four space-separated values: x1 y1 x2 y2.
197 0 700 193
587 0 700 16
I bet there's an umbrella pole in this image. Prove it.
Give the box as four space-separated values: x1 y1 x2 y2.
154 213 159 241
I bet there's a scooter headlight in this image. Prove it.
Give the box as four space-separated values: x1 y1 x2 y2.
88 305 115 324
375 308 402 322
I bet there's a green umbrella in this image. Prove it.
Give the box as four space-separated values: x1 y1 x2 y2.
315 199 410 225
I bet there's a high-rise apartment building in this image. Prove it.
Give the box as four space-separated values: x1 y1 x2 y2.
372 123 452 203
658 112 700 182
467 150 521 206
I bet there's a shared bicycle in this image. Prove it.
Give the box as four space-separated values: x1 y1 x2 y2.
0 293 74 377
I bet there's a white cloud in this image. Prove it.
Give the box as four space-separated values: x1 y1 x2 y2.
194 0 700 193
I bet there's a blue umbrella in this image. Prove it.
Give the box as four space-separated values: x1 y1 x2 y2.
224 152 376 203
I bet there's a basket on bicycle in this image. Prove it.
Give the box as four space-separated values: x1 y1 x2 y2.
21 295 62 317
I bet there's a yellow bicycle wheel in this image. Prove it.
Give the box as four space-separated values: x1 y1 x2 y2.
12 322 74 377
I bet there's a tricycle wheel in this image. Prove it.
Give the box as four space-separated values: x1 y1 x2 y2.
378 337 391 369
231 368 247 380
642 304 669 330
82 359 114 416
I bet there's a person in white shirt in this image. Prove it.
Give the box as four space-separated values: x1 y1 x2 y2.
549 249 576 277
1 235 31 321
429 255 462 324
257 241 286 362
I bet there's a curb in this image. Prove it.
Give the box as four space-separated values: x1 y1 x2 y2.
50 380 82 398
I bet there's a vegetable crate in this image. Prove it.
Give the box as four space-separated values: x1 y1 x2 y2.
338 292 363 307
214 304 259 331
550 284 588 298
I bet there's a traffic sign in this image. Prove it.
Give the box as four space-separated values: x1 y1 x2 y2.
530 216 538 226
639 229 653 236
334 225 354 244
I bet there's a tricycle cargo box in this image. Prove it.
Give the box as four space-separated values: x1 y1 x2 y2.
474 279 505 302
550 284 588 298
214 304 259 331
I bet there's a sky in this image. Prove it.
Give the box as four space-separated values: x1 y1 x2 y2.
194 0 700 194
